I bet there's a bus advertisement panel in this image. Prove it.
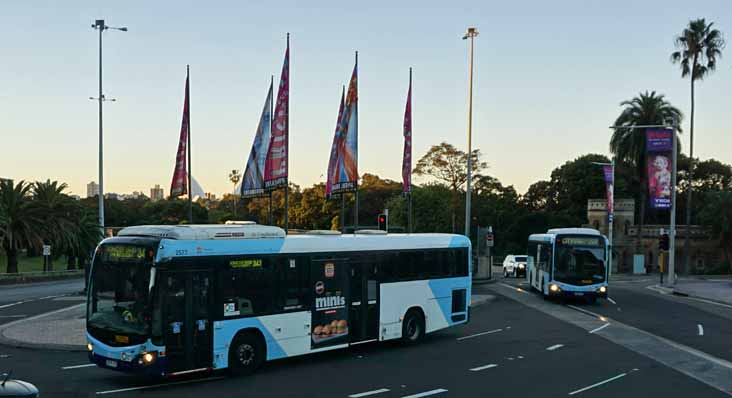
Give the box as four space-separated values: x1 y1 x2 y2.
311 260 350 348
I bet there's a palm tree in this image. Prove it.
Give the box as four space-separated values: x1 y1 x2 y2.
32 180 77 271
610 91 683 254
0 180 44 273
671 18 725 272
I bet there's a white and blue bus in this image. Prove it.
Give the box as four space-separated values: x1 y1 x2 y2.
86 223 471 376
526 228 608 303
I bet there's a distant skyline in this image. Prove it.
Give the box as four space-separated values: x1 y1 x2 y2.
1 1 730 197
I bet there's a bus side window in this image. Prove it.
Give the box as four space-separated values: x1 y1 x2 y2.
276 257 308 311
455 248 469 277
220 258 276 317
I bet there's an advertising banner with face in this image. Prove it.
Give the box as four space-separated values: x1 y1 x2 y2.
311 260 349 348
646 129 673 210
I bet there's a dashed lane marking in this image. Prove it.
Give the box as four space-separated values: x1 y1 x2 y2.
62 364 97 370
589 323 611 334
456 328 503 341
607 298 617 305
95 377 225 395
568 372 628 395
348 388 390 397
546 344 564 351
401 389 448 398
469 364 498 371
698 324 704 336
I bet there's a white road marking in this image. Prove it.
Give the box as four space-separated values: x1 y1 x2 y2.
698 324 704 336
0 301 25 309
589 323 611 334
349 388 390 397
0 315 27 318
456 328 503 341
469 364 498 371
95 376 224 395
567 305 606 320
608 298 617 305
546 344 564 351
62 363 97 370
568 372 627 395
401 389 448 398
499 282 527 293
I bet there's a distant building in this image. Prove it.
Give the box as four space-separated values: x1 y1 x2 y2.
205 192 217 201
86 181 99 198
119 191 147 200
69 194 81 200
150 184 164 201
104 192 119 200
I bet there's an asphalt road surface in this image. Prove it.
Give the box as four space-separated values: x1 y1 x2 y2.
0 279 84 326
1 278 729 397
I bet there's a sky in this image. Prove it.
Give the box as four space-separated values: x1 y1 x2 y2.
1 0 730 198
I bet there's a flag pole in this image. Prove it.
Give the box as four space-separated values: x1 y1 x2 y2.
186 64 193 224
353 50 359 232
408 67 413 233
284 32 290 232
340 194 345 233
269 74 274 225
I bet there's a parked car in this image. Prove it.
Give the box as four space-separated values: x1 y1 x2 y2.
503 255 528 278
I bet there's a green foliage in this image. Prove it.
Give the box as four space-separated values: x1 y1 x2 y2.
698 191 732 267
671 19 725 81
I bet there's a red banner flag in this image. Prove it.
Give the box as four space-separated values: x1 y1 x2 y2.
402 69 412 194
264 42 290 190
170 70 190 198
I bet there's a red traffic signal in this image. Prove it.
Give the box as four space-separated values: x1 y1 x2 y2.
377 214 387 231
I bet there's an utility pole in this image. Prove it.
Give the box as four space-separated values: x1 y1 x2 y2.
462 27 478 238
91 19 126 235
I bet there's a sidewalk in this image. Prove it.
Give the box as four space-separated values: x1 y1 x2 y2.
672 279 732 306
0 293 495 352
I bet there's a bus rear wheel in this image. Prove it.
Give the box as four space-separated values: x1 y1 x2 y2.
228 333 264 377
402 310 425 345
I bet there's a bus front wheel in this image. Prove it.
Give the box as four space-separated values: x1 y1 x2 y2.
228 333 265 376
402 309 425 345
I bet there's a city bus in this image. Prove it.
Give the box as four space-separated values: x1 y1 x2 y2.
86 223 471 376
526 228 608 303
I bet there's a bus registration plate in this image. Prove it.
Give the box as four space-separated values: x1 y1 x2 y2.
105 359 118 368
573 292 584 296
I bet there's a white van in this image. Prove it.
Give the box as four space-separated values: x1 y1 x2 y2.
502 255 528 278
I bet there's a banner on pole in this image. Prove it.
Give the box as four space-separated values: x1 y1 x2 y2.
402 71 412 195
325 89 345 199
328 62 358 195
241 83 274 198
646 129 673 210
170 71 190 198
603 165 614 219
264 44 290 190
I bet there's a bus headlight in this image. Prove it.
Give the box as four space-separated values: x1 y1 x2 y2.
518 264 525 269
549 284 560 293
599 286 607 294
140 352 156 365
87 343 93 352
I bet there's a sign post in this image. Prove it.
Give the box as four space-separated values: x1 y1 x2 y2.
42 245 51 272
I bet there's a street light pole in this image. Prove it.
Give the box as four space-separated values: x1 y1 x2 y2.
91 19 126 235
463 27 478 237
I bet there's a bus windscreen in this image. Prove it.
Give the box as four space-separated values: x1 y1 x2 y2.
554 236 606 285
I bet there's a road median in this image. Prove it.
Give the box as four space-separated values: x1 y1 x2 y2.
0 270 84 286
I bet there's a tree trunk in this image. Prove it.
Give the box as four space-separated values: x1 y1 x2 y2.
683 74 696 275
67 254 76 271
6 247 19 274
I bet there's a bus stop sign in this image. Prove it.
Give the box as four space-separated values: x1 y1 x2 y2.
485 233 494 248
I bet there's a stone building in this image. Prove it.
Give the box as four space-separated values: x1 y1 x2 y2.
586 198 720 274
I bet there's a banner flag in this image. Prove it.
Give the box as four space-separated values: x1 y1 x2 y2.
329 62 358 195
325 88 345 199
170 70 190 198
264 44 290 190
402 70 412 194
603 165 614 219
241 83 274 198
646 129 674 209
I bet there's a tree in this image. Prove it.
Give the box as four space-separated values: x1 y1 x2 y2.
0 180 43 273
32 180 78 271
228 169 242 218
610 91 683 252
671 18 725 271
698 191 732 270
413 142 487 232
385 183 453 233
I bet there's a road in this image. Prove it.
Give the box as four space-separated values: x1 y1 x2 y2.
1 277 730 397
0 279 84 326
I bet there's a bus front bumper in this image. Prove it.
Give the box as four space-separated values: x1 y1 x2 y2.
90 352 168 376
547 284 608 299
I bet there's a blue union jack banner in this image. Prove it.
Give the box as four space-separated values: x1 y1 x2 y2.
240 83 273 198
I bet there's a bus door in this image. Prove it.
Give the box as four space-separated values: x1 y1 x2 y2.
349 260 379 343
161 270 213 372
310 259 351 349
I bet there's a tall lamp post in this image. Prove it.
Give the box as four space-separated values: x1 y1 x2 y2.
91 19 127 235
463 27 478 237
592 159 615 277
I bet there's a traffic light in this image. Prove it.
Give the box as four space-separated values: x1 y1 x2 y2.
377 214 387 231
659 234 669 251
